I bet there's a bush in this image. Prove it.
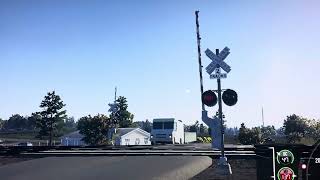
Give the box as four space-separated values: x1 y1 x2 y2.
197 136 212 143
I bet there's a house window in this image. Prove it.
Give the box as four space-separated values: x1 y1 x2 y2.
135 138 140 145
125 139 130 145
144 138 149 144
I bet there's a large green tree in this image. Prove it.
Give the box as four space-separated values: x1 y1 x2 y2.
77 114 111 145
36 91 67 146
283 114 308 143
111 96 134 128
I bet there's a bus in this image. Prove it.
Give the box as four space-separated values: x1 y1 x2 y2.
151 118 184 144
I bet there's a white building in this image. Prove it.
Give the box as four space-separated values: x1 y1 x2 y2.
60 131 86 146
114 128 151 146
184 132 197 143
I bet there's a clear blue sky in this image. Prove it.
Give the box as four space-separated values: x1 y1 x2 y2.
1 0 320 128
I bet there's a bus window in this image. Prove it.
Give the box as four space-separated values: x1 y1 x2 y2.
153 122 163 129
164 122 174 129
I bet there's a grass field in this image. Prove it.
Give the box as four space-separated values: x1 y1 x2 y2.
0 131 61 145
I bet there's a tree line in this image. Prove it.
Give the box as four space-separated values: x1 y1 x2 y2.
0 91 137 146
0 114 77 135
238 114 320 145
2 91 319 146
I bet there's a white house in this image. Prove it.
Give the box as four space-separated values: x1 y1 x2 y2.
60 131 86 146
114 128 151 146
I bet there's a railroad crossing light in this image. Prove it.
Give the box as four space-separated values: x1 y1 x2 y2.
222 89 238 106
202 90 217 107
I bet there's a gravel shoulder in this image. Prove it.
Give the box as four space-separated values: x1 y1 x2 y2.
191 159 256 180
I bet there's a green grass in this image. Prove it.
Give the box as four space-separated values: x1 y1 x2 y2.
0 131 61 145
0 132 38 140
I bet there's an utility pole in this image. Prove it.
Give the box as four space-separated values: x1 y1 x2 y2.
195 10 205 111
114 87 117 102
262 107 265 127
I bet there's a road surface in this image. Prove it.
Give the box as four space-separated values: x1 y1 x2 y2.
0 156 211 180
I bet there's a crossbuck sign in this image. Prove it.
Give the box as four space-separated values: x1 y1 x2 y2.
205 47 231 75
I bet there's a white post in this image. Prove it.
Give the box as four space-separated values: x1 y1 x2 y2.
46 140 48 146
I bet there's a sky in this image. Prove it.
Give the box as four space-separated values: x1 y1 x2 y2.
1 0 320 128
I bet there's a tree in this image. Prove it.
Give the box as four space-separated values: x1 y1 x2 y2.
26 113 40 130
36 91 67 146
0 118 5 130
238 123 251 145
111 96 134 128
304 119 320 142
283 114 308 143
77 114 111 145
143 119 152 133
261 125 276 140
132 119 152 133
250 127 262 144
65 117 76 129
6 114 27 131
238 123 262 145
189 121 199 133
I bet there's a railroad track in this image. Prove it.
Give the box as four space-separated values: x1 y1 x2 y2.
0 146 256 159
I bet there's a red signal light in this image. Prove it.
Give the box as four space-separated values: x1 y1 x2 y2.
202 90 217 107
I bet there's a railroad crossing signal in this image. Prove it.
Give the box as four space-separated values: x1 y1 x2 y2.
222 89 238 106
205 47 231 74
202 90 217 107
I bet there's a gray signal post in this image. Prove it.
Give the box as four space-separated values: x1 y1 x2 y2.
204 47 232 175
216 49 225 158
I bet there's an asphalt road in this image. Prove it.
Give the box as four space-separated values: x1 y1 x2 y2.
0 156 212 180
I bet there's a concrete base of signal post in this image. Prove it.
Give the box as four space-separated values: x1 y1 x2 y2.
215 156 232 175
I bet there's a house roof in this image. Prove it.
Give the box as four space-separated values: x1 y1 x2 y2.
61 130 84 139
117 128 136 136
116 128 150 137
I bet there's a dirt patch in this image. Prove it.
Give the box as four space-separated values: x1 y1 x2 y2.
191 159 256 180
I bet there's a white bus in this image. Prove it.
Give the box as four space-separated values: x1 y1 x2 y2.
151 118 184 144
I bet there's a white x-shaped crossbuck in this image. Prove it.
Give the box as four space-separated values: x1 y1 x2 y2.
205 47 231 74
